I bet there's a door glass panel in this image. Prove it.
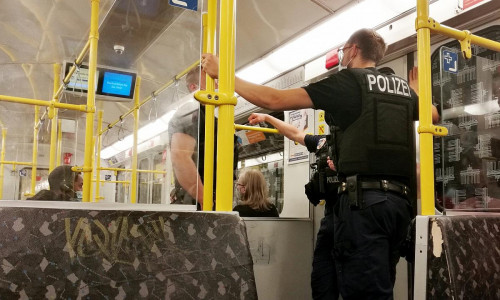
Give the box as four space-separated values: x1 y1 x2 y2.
435 44 500 210
138 158 150 204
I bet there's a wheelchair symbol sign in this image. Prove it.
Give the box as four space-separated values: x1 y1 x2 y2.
443 50 458 74
169 0 197 11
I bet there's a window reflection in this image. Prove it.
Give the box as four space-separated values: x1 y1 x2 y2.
433 28 500 210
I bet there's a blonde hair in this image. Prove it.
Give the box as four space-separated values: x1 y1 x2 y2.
238 169 272 211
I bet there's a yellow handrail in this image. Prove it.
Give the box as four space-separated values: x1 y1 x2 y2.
95 110 103 202
0 161 33 166
95 180 131 184
214 0 237 211
53 40 91 101
235 124 279 134
49 64 61 173
99 167 166 174
202 1 217 210
81 0 100 202
29 106 40 198
56 119 62 167
131 77 141 204
0 95 87 112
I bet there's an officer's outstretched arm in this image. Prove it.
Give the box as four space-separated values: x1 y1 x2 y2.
248 113 306 146
202 53 314 111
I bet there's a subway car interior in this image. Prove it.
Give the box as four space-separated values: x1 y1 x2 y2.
0 0 499 299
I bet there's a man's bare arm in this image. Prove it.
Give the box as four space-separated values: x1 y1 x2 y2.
170 132 204 208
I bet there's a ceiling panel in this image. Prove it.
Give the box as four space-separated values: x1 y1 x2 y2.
235 0 331 68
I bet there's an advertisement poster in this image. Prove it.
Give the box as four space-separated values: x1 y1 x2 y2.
287 109 314 164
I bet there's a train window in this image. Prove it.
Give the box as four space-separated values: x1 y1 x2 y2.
431 25 500 211
235 153 284 215
235 111 285 216
152 151 165 204
138 158 150 204
18 168 49 200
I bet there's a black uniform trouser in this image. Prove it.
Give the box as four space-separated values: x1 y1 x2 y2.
311 202 339 300
333 190 412 300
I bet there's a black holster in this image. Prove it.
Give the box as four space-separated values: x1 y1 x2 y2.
346 175 364 209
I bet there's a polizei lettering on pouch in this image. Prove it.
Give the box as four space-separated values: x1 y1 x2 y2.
366 74 412 98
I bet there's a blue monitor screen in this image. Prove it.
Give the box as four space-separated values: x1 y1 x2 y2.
101 71 133 97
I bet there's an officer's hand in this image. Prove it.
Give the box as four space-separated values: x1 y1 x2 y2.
327 156 336 171
201 54 219 79
248 113 266 125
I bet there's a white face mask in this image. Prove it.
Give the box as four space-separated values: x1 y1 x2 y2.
338 46 354 71
75 191 83 200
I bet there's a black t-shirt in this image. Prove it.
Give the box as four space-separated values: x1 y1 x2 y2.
168 99 238 205
304 69 362 130
233 204 279 217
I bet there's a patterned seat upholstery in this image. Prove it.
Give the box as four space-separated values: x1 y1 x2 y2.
427 215 500 299
0 208 257 299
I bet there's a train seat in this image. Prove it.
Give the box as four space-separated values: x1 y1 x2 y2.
426 215 500 299
0 205 257 299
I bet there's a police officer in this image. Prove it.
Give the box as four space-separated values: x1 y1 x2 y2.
248 112 339 300
202 28 438 299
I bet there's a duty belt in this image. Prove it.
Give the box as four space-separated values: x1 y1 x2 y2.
339 179 409 197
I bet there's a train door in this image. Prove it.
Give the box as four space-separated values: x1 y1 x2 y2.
115 165 128 203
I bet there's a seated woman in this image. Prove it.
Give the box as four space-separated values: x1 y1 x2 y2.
233 169 279 217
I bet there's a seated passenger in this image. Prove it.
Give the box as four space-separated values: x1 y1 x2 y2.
27 165 83 201
233 169 279 217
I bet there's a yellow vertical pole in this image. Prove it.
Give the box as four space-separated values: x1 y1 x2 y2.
215 0 237 211
416 0 435 216
30 106 40 197
91 136 95 201
202 1 217 210
49 64 61 173
56 119 62 167
131 77 141 204
82 0 100 203
0 128 6 199
95 110 103 202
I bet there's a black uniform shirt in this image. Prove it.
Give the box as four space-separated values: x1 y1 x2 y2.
304 69 362 130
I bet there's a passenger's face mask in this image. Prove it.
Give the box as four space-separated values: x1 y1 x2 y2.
75 191 83 200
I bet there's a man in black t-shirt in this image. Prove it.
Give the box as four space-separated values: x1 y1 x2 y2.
168 67 238 210
203 29 439 299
